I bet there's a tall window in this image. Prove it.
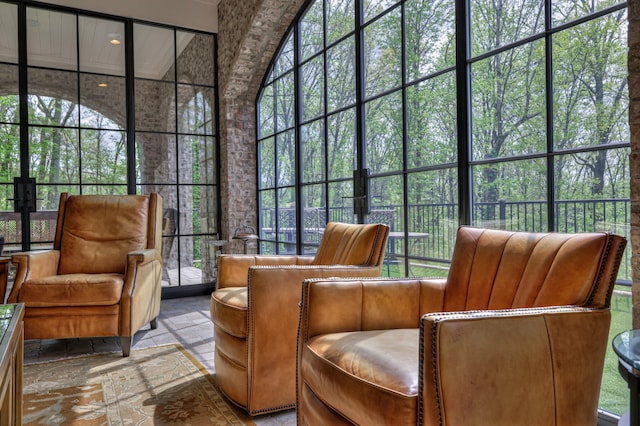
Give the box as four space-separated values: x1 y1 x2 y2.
0 1 220 293
256 0 629 417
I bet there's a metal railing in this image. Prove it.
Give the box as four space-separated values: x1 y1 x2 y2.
259 198 631 282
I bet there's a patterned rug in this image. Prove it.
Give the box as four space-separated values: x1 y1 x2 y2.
22 344 255 425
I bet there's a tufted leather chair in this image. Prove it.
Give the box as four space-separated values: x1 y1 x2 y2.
297 226 626 425
210 221 389 415
7 192 163 357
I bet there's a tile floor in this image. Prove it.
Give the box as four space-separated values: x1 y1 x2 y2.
22 294 297 426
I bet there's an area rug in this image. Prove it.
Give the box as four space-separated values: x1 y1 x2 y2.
23 344 255 425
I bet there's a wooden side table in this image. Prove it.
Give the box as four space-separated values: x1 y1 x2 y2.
0 304 24 425
0 258 10 304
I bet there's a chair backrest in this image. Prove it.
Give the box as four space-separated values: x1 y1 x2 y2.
312 222 389 267
443 226 626 311
54 193 162 275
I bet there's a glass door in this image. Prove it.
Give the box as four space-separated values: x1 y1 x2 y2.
0 2 220 294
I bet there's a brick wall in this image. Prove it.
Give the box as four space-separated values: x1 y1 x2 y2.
217 0 305 252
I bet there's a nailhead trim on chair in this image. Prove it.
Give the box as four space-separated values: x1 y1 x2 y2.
586 233 614 307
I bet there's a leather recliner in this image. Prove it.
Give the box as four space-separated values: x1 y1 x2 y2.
210 221 390 415
297 226 627 425
7 192 163 357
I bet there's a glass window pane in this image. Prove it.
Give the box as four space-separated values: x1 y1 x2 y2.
301 119 325 183
177 32 215 86
405 0 456 82
276 73 295 132
29 127 79 184
471 40 546 160
258 83 275 138
178 135 207 185
274 33 294 79
277 130 295 186
364 8 402 98
408 169 458 261
134 24 175 81
471 0 544 57
79 17 125 76
300 0 324 61
363 0 400 22
552 10 628 151
554 149 630 220
81 129 127 184
259 190 276 240
0 2 18 64
327 0 354 44
472 158 547 231
328 108 356 180
552 0 620 26
178 85 214 135
0 64 19 124
135 133 177 184
177 236 205 286
277 187 296 243
328 181 355 223
327 36 356 112
301 185 326 244
365 91 403 174
258 137 275 189
135 79 176 132
369 175 403 232
407 74 457 169
27 8 77 70
80 74 126 130
28 69 79 127
301 56 325 122
0 125 20 181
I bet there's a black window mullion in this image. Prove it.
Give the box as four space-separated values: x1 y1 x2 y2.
125 20 136 195
544 0 555 231
294 17 302 253
456 0 471 226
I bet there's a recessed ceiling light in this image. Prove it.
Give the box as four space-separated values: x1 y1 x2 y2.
107 33 122 45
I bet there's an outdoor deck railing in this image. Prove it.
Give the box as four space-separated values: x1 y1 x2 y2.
259 198 631 282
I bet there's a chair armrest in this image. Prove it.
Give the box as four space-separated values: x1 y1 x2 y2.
216 254 315 288
7 250 61 303
122 248 162 294
246 265 383 401
120 248 162 335
419 307 610 426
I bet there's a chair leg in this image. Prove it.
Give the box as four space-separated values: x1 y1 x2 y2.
121 336 132 357
150 318 158 329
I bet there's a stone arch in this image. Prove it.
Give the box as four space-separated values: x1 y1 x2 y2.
217 0 306 251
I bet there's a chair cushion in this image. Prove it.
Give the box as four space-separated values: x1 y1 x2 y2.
300 329 419 425
210 287 248 338
17 273 124 307
58 195 150 275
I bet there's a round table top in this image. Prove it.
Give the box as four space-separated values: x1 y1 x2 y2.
613 330 640 370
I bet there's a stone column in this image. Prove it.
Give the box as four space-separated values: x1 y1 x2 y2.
217 0 305 253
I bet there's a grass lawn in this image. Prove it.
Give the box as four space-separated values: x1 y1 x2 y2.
599 289 633 416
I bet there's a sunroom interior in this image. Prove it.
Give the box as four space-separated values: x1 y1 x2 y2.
0 0 637 423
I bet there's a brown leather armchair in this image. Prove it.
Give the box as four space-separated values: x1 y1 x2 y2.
297 226 627 425
7 192 163 357
210 221 390 415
